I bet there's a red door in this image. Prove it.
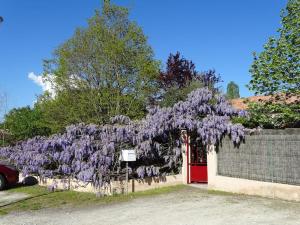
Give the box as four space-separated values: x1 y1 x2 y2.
188 141 207 183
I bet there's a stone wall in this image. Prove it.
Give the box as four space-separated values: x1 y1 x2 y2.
20 174 183 195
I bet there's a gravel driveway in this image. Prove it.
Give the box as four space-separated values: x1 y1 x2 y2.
0 186 299 225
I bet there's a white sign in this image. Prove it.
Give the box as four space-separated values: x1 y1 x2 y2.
121 149 136 162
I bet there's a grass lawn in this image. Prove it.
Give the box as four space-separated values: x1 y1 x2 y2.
0 184 187 216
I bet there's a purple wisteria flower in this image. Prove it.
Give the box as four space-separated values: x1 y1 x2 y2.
0 88 246 189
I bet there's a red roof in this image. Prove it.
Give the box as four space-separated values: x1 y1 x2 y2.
230 94 300 110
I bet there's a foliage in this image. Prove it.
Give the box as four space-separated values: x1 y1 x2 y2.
36 89 149 134
232 101 300 129
226 81 240 99
0 88 245 190
248 0 300 95
41 2 160 132
245 0 300 128
159 80 204 108
158 52 197 89
1 106 51 144
158 52 222 107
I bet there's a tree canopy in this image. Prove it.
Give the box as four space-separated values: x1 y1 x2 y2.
240 0 300 129
158 52 197 89
1 106 51 143
158 52 221 107
41 2 160 133
248 0 300 95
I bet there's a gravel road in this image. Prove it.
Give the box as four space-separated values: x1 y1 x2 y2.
0 187 299 225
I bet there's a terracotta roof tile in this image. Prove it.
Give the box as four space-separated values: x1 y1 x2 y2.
230 94 300 110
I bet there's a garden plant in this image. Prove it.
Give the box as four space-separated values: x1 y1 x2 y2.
0 88 245 191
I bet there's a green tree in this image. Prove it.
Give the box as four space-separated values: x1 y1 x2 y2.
158 52 221 107
226 81 240 99
42 2 160 131
160 80 204 107
243 0 300 129
2 106 51 143
248 0 300 95
233 101 300 129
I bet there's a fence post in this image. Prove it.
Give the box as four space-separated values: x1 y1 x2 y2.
207 145 217 187
181 130 188 184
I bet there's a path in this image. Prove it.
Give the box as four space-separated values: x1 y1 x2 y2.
0 187 299 225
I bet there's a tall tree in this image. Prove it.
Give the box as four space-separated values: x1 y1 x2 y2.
158 52 221 107
42 2 160 132
226 81 240 99
241 0 300 129
248 0 300 95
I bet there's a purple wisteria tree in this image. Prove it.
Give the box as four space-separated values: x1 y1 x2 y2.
0 88 245 189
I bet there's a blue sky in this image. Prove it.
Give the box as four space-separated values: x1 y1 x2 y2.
0 0 286 118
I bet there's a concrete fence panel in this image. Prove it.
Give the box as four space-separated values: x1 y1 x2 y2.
208 129 300 201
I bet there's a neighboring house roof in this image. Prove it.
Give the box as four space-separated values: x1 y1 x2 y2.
231 94 300 110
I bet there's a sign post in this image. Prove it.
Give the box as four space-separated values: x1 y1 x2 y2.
121 149 136 194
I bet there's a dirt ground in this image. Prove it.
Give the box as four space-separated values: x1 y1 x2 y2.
0 186 299 225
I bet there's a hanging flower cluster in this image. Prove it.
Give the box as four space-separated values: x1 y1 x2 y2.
0 88 245 188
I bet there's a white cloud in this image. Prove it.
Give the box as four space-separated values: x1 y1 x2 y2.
28 72 56 97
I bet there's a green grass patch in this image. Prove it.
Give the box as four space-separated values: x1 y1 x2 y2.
0 184 186 215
